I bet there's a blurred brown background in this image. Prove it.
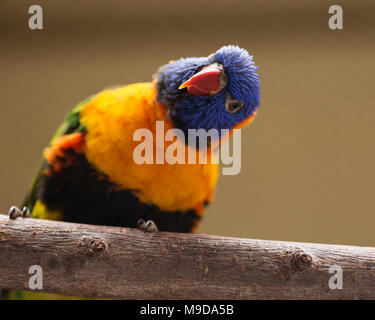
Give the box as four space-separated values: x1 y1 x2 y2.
1 0 374 246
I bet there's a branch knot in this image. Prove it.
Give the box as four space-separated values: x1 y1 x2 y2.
78 236 107 257
290 250 312 271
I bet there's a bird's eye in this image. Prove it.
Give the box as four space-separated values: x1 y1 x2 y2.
225 93 244 113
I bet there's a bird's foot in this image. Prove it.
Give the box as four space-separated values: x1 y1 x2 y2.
9 206 31 220
137 219 158 233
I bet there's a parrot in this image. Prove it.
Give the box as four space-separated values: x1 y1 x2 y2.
9 45 261 232
3 45 260 299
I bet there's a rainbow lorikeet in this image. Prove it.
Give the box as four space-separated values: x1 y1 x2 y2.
9 45 260 233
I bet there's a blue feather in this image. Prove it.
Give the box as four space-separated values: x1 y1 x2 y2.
154 45 261 138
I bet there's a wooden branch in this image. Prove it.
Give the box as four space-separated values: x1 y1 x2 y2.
0 214 375 299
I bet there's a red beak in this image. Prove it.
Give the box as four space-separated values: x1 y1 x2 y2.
178 63 225 96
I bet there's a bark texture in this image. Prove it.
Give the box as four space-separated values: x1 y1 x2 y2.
0 214 374 299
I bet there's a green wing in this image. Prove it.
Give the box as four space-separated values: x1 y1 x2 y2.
22 96 93 210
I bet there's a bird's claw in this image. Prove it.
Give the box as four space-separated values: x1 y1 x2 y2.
9 206 30 220
22 206 31 217
9 206 22 219
137 219 158 233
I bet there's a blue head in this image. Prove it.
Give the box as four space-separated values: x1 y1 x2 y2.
154 45 260 139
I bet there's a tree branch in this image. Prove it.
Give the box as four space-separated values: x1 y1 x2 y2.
0 214 374 299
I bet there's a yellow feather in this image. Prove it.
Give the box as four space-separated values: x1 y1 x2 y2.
80 82 219 212
32 200 63 221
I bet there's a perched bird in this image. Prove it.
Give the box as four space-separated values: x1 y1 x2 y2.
9 45 260 233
